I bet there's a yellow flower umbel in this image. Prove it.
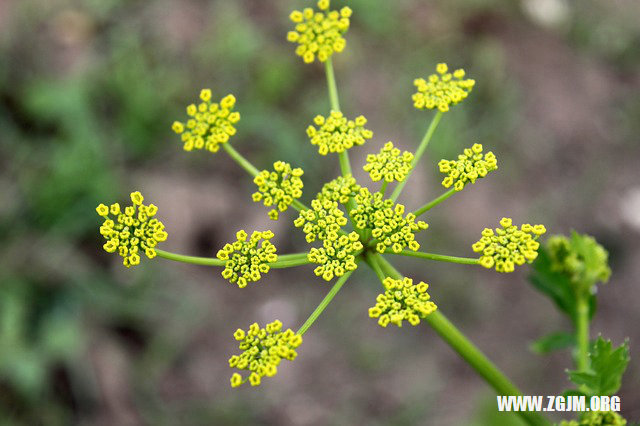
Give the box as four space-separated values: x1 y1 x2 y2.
306 111 373 155
287 0 352 63
229 320 302 388
363 142 414 183
319 174 361 204
216 230 278 288
96 191 168 268
412 63 475 112
252 161 304 220
171 89 240 153
369 277 437 327
351 188 428 253
473 218 546 273
294 198 348 243
308 232 362 281
438 143 498 191
559 411 627 426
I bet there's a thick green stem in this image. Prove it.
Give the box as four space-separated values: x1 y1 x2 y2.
155 249 226 266
413 188 456 217
387 249 480 265
297 269 354 336
391 111 443 202
222 143 260 177
575 296 590 372
371 254 549 426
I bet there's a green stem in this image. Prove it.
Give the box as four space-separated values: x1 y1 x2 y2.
388 249 480 265
575 296 590 372
338 151 352 176
156 249 309 270
297 269 354 336
325 57 341 111
391 111 443 202
291 199 311 213
155 249 226 266
365 251 386 281
268 253 311 269
379 181 389 198
371 254 549 426
413 188 456 217
222 143 260 177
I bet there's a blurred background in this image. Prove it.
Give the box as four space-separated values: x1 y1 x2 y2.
1 0 639 424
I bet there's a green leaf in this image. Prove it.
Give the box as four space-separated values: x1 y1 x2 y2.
529 245 596 323
530 331 576 354
567 337 630 395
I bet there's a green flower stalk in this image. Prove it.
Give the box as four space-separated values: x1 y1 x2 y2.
473 218 546 272
412 63 475 113
369 277 437 327
229 320 302 387
252 161 304 220
439 143 498 191
306 111 373 155
171 89 240 153
216 230 278 288
287 0 352 64
97 191 167 268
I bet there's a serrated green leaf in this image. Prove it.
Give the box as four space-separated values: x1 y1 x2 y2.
567 337 630 395
530 331 576 354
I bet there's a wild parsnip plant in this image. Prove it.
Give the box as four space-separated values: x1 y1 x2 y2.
97 2 631 424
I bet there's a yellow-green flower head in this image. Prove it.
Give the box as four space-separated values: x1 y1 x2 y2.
294 198 348 243
351 188 429 253
546 233 611 288
306 111 373 155
287 0 352 63
308 231 362 281
171 88 240 153
363 141 414 183
229 320 302 388
473 218 546 273
438 143 498 191
412 63 475 112
558 411 627 426
96 191 167 268
252 161 304 220
216 230 278 288
368 277 437 327
319 174 361 204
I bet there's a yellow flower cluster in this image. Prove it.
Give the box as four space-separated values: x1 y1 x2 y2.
438 143 498 191
171 89 240 153
559 411 627 426
216 230 277 288
306 111 373 155
287 0 352 63
229 320 302 388
252 161 304 220
368 277 437 327
96 192 167 268
294 198 348 243
308 232 362 281
351 188 428 253
473 218 546 273
363 141 414 183
412 63 475 112
318 174 361 204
